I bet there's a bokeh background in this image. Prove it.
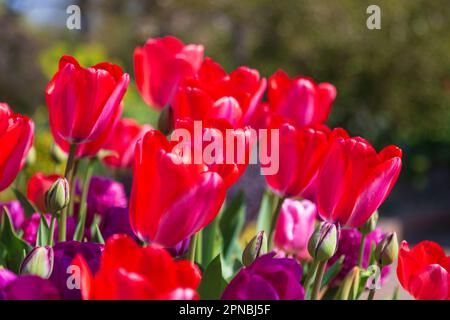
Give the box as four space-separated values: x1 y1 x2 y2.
0 0 449 250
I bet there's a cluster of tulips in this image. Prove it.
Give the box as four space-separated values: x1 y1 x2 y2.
0 36 449 300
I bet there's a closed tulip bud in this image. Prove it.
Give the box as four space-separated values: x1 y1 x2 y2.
358 211 379 235
242 231 267 266
375 232 398 267
20 246 54 279
308 222 339 261
45 178 70 213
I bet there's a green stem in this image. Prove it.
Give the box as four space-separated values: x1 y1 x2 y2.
59 143 77 242
196 230 203 265
311 260 327 300
68 159 79 217
48 212 57 246
368 288 376 300
268 196 285 248
187 232 198 263
303 259 319 298
357 233 367 267
73 158 95 241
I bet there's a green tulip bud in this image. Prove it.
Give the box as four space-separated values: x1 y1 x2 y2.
308 222 339 261
358 211 378 235
374 232 398 267
242 231 267 266
45 178 70 213
20 246 54 279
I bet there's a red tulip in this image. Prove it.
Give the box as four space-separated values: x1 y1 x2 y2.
53 103 123 159
102 118 152 168
27 172 61 212
0 103 34 191
315 129 402 228
45 55 129 145
268 70 336 128
264 118 332 198
73 234 201 300
129 130 227 247
174 118 254 188
172 57 267 129
134 36 204 110
397 240 450 300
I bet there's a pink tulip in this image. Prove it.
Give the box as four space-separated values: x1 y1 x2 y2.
134 36 204 110
274 199 317 260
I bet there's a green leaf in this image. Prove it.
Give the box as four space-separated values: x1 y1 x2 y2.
13 188 39 218
92 224 105 245
321 255 344 288
197 254 228 300
256 189 275 236
201 214 221 268
36 214 50 247
219 191 246 260
0 207 32 272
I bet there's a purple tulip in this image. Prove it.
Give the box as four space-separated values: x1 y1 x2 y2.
1 275 60 300
77 176 127 226
99 207 135 240
22 213 76 246
0 200 25 229
49 241 103 300
0 268 17 290
222 252 304 300
328 228 390 285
